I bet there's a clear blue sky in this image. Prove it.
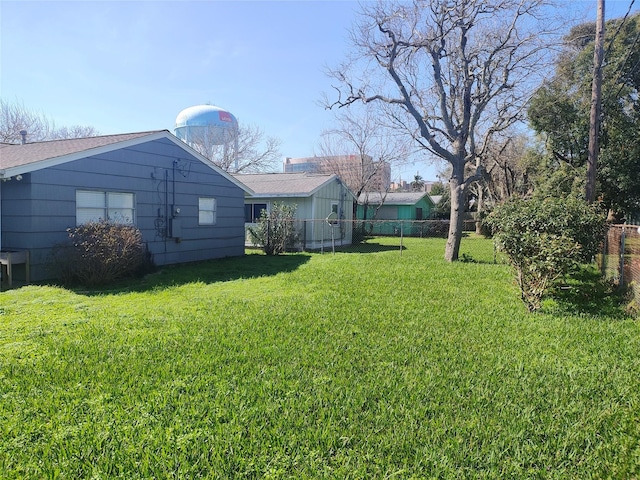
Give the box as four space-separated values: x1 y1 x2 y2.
1 1 638 182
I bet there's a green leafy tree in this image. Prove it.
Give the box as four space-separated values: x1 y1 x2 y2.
486 197 607 312
411 173 424 192
528 13 640 219
248 203 299 255
429 182 447 196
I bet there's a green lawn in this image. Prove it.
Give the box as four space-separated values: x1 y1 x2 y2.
1 236 639 478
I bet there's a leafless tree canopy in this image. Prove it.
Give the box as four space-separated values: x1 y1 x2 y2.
1 99 99 143
190 123 282 174
317 107 412 198
482 132 533 203
326 0 561 260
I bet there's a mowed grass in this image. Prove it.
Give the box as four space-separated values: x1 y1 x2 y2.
1 236 639 478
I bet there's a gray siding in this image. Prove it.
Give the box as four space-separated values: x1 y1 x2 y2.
1 137 246 282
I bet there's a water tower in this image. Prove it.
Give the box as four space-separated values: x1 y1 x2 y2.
174 104 239 168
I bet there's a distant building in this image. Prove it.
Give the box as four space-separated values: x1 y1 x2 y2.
283 155 391 194
390 180 409 191
391 179 441 193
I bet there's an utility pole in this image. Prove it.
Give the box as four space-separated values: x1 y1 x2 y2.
586 0 605 203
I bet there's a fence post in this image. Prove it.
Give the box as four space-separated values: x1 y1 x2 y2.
400 221 404 256
302 220 306 251
331 224 336 255
620 226 626 287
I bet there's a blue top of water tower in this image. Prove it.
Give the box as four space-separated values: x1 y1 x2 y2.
175 105 238 129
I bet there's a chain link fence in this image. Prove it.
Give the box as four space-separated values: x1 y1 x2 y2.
245 219 477 254
600 224 640 307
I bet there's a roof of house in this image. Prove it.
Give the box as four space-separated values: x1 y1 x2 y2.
358 191 435 206
0 131 161 171
232 172 354 198
0 130 251 193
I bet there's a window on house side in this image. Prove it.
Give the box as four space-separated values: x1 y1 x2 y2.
244 203 267 222
329 202 340 225
76 190 135 225
199 197 217 225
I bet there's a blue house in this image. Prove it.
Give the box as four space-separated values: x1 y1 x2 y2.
0 130 251 283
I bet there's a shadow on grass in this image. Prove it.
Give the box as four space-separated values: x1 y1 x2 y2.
545 266 631 319
72 252 311 296
335 242 406 253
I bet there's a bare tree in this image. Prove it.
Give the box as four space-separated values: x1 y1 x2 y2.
48 125 100 140
474 130 533 208
190 122 282 174
317 107 412 200
1 98 99 143
465 131 533 233
326 0 561 261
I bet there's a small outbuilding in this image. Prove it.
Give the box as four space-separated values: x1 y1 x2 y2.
357 191 437 236
357 191 436 220
0 130 251 283
232 172 356 250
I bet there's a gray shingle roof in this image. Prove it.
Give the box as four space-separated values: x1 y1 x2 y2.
0 130 253 194
358 191 434 205
232 172 338 196
0 130 164 172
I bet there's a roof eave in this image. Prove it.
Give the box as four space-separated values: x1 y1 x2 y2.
245 193 313 198
0 131 255 195
1 131 170 178
162 134 254 195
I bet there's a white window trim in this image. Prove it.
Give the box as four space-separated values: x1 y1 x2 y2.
199 197 217 225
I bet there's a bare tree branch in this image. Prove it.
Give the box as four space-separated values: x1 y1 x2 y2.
0 98 99 143
190 123 281 174
324 0 562 260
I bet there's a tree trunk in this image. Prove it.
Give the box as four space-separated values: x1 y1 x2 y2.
586 0 605 203
445 164 466 261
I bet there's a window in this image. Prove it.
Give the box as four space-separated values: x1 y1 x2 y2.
199 197 217 225
416 208 423 220
376 206 398 220
76 190 135 225
244 203 267 223
328 202 340 225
